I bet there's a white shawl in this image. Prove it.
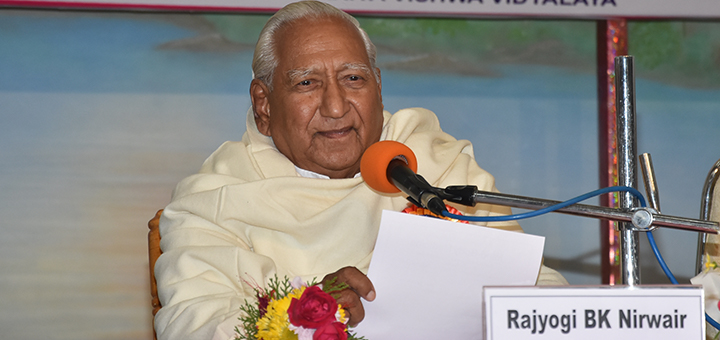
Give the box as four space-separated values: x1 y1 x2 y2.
154 107 562 340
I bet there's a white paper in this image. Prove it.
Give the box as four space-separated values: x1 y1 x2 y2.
354 210 545 339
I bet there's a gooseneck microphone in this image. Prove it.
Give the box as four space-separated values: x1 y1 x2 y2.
360 141 448 216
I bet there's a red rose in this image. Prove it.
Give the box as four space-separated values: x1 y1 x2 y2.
257 292 271 318
313 322 348 340
288 286 338 328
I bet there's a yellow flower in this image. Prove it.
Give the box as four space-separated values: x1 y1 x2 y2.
706 256 719 271
255 287 307 340
336 305 348 324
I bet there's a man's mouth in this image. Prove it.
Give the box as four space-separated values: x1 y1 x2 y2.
317 126 354 139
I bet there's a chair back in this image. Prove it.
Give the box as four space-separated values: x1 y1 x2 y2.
696 159 720 273
148 209 163 339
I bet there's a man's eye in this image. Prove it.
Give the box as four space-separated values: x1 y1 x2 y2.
298 80 312 86
348 75 361 81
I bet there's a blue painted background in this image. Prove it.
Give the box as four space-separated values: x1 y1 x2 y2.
0 10 718 339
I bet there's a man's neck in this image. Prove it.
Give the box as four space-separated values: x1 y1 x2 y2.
295 166 361 179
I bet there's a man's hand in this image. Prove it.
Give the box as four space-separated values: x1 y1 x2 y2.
321 266 375 327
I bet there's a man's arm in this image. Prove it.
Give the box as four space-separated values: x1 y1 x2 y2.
154 205 271 340
537 265 569 285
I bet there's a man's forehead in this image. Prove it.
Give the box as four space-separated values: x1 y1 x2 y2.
272 16 373 84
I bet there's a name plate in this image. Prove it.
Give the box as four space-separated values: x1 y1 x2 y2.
483 285 704 339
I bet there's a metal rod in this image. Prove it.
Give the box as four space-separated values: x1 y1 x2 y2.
615 55 640 286
470 190 718 234
639 153 661 212
696 159 720 274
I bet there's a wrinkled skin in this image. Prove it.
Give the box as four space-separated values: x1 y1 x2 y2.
251 16 384 179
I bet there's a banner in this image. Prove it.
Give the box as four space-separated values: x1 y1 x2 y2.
2 0 720 19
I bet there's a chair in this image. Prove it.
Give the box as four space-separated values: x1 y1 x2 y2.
696 159 720 274
695 160 720 340
148 209 164 340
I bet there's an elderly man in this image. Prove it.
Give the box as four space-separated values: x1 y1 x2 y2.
154 1 567 339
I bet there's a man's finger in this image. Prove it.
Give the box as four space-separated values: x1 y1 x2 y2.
335 290 365 326
329 266 376 301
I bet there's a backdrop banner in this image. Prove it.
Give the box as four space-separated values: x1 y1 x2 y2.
2 0 720 19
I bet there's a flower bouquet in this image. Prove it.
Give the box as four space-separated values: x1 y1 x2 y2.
235 276 366 340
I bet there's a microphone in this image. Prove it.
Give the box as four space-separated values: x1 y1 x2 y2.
360 141 448 216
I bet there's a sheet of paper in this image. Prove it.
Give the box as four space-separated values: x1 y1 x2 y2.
353 210 545 339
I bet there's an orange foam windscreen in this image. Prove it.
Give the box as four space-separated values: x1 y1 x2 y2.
360 140 418 193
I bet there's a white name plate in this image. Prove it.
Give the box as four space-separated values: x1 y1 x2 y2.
483 285 704 340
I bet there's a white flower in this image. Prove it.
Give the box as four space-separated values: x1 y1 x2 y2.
289 324 315 340
291 276 305 290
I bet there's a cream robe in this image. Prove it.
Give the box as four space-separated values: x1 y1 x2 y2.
154 107 566 340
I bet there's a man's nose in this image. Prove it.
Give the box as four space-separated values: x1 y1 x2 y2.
320 80 349 118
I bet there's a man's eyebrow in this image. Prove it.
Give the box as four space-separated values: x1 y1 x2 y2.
342 63 372 74
286 63 372 83
286 68 315 83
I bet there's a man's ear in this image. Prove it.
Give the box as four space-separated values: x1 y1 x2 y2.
250 79 272 137
375 68 382 94
375 68 384 111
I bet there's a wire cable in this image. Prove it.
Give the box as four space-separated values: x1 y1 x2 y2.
646 225 720 331
439 185 720 331
441 186 646 222
646 231 678 284
708 313 720 331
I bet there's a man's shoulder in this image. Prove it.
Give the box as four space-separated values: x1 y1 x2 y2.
167 141 253 199
382 107 442 141
389 107 439 122
201 141 247 169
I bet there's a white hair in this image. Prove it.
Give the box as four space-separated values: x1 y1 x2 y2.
252 0 379 91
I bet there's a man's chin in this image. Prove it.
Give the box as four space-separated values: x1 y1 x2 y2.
310 156 362 177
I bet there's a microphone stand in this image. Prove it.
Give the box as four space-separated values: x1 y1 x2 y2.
433 56 718 286
438 186 719 235
615 56 641 286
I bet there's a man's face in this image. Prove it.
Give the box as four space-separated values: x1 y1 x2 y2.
251 16 384 179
